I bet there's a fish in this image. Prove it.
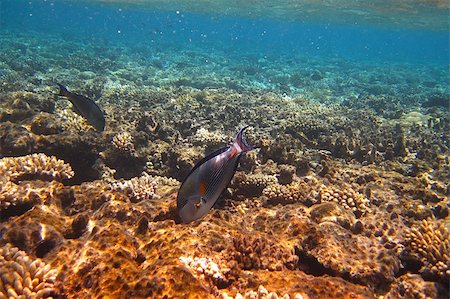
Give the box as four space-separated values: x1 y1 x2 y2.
56 83 105 132
177 127 254 223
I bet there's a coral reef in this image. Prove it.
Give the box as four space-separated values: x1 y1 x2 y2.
0 16 448 298
317 183 371 216
0 243 59 298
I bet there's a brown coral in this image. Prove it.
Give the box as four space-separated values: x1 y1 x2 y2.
385 274 437 299
318 183 370 216
232 172 277 197
262 177 318 206
0 243 59 298
404 219 450 279
229 234 298 271
112 131 135 152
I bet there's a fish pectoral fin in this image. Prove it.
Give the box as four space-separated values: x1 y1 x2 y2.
195 197 207 209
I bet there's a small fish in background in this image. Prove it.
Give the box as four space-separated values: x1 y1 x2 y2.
56 83 105 132
177 127 254 223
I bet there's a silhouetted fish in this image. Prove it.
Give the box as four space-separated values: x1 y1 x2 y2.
56 83 105 132
177 127 254 223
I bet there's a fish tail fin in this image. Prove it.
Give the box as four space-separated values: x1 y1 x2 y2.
56 83 69 97
234 126 254 153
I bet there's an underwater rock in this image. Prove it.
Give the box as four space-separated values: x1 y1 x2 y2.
277 164 296 185
309 202 355 229
0 122 35 156
30 112 63 135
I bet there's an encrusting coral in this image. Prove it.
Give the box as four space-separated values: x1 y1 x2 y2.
404 218 450 279
300 222 401 287
0 243 59 298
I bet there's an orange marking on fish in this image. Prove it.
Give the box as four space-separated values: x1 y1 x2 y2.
230 147 238 158
199 181 206 197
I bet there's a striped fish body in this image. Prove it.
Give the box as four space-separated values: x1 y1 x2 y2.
177 127 253 223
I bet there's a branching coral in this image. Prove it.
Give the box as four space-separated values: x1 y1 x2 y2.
262 177 319 206
232 172 277 197
230 234 298 271
112 131 135 152
55 106 92 132
191 127 227 148
179 256 226 282
221 285 304 299
405 219 450 279
111 174 159 203
0 153 74 182
318 183 370 215
0 243 59 298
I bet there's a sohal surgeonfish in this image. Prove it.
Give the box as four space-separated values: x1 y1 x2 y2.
56 83 105 132
177 127 254 223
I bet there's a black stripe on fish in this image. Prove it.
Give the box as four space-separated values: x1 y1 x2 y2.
204 155 234 199
181 146 229 184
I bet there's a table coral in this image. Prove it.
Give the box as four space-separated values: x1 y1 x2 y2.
0 153 74 182
404 219 450 280
0 154 73 218
0 243 59 298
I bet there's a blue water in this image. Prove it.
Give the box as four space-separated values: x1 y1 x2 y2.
2 0 449 66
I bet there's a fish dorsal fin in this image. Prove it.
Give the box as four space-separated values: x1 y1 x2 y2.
181 146 229 183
